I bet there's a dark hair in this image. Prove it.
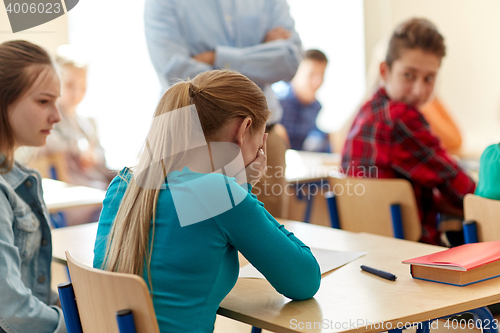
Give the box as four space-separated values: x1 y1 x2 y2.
386 18 446 68
305 49 328 63
0 40 53 173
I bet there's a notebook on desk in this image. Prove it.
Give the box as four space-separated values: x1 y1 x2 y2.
402 241 500 286
239 247 366 279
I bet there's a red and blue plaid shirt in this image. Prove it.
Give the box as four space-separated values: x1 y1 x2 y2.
342 87 476 244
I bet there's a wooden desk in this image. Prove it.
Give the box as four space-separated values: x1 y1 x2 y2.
52 221 500 332
219 222 500 332
42 179 106 213
285 150 341 225
52 222 98 266
51 220 500 333
285 150 341 184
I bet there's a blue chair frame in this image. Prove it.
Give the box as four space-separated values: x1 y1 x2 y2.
48 165 68 228
326 193 405 239
58 282 83 333
58 282 140 333
463 220 479 244
116 309 138 333
293 179 329 223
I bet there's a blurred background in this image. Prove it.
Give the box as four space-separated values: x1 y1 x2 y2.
1 0 498 169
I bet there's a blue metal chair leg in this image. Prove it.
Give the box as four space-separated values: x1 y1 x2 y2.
415 320 431 333
116 309 137 333
436 307 497 333
469 306 497 333
251 326 262 333
295 180 324 223
325 191 340 229
58 282 83 333
390 203 404 239
463 220 478 244
303 191 314 223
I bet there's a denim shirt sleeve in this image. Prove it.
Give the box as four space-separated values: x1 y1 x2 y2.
0 187 66 333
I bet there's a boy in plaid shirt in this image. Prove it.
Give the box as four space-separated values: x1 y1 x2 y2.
342 18 475 245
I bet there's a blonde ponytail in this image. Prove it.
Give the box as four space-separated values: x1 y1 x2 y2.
103 71 270 288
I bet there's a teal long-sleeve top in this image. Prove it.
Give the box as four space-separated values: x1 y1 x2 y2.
93 167 321 333
476 143 500 200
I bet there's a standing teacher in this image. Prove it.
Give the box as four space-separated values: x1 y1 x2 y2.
144 0 303 217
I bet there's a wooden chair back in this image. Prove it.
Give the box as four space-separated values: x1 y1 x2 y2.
28 152 69 181
65 251 160 333
328 177 421 241
464 194 500 242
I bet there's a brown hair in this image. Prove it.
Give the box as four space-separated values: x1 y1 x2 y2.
305 49 328 63
103 70 270 282
0 40 53 173
386 18 446 68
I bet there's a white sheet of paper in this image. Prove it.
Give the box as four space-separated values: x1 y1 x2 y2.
238 247 367 279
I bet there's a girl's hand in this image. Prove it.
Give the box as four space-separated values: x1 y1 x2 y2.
243 133 268 187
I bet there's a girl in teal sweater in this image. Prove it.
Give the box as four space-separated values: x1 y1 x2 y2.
93 70 321 332
476 143 500 200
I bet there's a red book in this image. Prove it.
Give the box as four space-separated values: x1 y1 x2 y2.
402 241 500 286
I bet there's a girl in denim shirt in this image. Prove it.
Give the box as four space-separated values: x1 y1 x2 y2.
0 40 66 332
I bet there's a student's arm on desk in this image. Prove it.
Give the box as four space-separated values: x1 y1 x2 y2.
215 183 321 301
391 107 475 206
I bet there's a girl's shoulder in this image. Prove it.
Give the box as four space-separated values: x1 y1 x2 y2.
480 143 500 161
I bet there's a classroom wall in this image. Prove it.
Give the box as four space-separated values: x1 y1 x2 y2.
66 0 160 170
0 3 68 54
286 0 366 134
364 0 500 155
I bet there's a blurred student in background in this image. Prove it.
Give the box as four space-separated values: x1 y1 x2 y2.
144 0 302 218
475 142 500 200
40 45 113 189
0 40 66 333
30 45 114 225
364 35 463 154
274 49 330 152
342 18 475 245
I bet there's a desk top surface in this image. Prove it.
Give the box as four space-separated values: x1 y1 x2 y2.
285 150 341 183
42 178 106 213
52 221 98 267
220 222 500 332
51 220 500 333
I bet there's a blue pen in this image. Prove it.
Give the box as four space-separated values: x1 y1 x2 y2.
360 265 397 281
